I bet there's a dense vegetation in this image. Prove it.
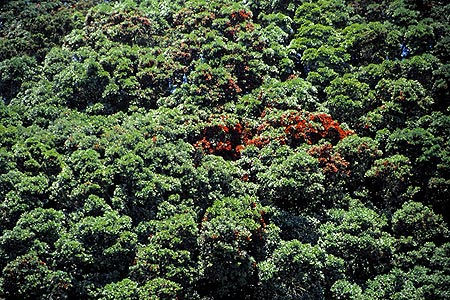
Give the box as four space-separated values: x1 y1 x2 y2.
1 0 449 299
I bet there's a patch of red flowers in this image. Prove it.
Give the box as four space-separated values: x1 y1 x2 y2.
194 112 353 160
230 10 252 22
308 143 350 175
194 121 252 160
281 112 353 146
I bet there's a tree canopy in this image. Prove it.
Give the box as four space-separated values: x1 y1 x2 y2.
1 0 449 299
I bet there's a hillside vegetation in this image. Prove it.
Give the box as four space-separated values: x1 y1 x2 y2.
0 0 449 299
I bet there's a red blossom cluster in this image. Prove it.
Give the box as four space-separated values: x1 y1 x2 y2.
108 13 151 28
226 10 254 39
308 143 350 175
194 121 251 159
230 10 252 22
227 78 242 93
281 112 354 145
194 113 353 160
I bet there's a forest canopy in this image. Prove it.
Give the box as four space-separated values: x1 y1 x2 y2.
0 0 449 299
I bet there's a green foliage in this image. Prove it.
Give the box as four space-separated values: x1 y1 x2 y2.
1 253 73 300
0 0 449 299
197 196 273 298
0 0 99 62
257 147 325 211
365 154 416 208
325 74 371 127
319 200 395 283
98 279 139 300
392 201 449 244
130 198 200 298
258 239 343 299
0 55 38 102
334 135 382 193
